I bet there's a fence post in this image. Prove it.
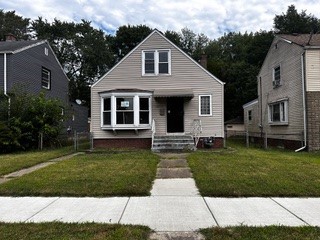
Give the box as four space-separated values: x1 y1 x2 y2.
264 132 268 149
38 132 43 150
246 131 249 148
74 130 77 152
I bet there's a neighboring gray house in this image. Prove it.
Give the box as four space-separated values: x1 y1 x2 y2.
0 36 88 133
91 30 224 151
243 34 320 151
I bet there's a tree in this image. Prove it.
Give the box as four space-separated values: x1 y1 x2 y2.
31 18 114 105
0 9 30 41
112 24 152 60
0 90 64 152
274 5 320 34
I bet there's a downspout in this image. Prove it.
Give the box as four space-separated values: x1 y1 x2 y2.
295 53 307 152
3 53 11 118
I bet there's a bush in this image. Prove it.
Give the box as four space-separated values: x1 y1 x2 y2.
0 91 65 152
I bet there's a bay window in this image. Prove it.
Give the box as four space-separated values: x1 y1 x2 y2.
101 92 152 129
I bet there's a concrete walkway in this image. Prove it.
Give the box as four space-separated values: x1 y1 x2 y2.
0 153 83 184
0 153 320 235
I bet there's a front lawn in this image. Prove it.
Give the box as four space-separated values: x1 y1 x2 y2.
0 151 159 196
200 226 320 240
0 222 151 240
0 147 74 176
188 141 320 197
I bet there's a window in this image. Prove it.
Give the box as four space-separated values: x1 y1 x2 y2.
116 97 134 124
269 100 288 124
103 97 111 125
273 65 281 88
101 92 152 129
41 67 51 89
44 47 48 56
248 110 252 121
142 50 171 75
199 95 212 116
139 97 150 124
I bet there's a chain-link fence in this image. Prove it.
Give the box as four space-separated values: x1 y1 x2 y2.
38 131 92 151
225 130 305 150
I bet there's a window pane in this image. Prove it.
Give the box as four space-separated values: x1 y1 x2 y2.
140 98 149 110
140 112 149 124
201 96 211 115
104 98 111 111
159 63 168 73
281 102 286 121
116 98 133 110
272 104 280 122
103 112 111 125
159 51 168 62
117 112 134 124
144 52 155 74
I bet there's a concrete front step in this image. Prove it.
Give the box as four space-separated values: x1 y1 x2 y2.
152 135 196 152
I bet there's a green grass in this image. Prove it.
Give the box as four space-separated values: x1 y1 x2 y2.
0 147 74 176
200 226 320 240
188 140 320 197
0 151 159 196
0 222 151 240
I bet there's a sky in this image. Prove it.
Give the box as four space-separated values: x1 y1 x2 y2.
2 0 320 39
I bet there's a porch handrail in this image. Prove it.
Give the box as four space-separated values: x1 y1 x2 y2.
192 119 202 147
151 119 156 146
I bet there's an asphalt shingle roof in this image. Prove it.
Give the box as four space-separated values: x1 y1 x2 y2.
0 40 45 53
279 33 320 47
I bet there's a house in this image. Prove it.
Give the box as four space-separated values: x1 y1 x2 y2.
243 33 320 151
224 116 245 137
91 30 224 151
0 35 88 133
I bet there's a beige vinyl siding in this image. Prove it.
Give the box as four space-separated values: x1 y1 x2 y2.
91 31 224 139
243 101 260 134
305 49 320 91
258 39 305 141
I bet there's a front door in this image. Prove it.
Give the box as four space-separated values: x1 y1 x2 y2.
167 97 184 133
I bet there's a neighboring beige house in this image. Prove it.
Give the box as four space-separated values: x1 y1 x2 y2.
243 33 320 151
91 30 224 151
224 116 245 137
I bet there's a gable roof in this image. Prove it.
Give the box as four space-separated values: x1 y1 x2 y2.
92 29 224 88
278 33 320 47
0 40 46 53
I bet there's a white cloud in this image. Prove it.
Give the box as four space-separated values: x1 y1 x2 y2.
2 0 320 39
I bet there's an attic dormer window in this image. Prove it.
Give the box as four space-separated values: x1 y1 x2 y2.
142 50 171 76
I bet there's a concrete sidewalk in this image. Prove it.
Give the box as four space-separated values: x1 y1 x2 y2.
0 153 320 232
0 195 320 231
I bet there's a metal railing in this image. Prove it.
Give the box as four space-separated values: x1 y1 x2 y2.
151 119 156 146
192 119 202 147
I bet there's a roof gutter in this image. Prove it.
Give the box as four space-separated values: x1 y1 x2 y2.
295 53 307 152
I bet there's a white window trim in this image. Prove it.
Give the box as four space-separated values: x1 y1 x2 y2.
199 95 212 116
142 49 171 76
41 67 51 90
268 100 288 125
100 92 152 130
273 64 281 88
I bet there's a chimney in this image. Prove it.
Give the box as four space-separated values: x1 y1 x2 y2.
5 33 17 41
200 53 207 69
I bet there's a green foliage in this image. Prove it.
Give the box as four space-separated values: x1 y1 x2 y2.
274 5 320 33
112 24 152 59
31 18 115 105
0 91 64 152
0 9 30 40
205 31 274 120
